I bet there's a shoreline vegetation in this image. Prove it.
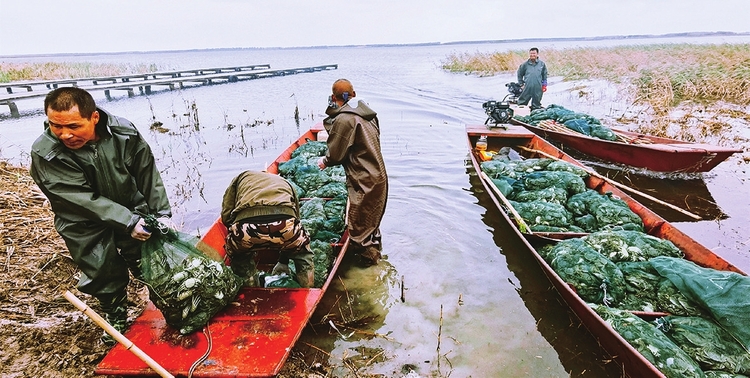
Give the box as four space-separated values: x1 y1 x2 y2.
0 62 160 82
442 43 750 146
442 43 750 111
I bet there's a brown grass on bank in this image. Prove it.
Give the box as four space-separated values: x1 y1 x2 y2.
442 43 750 113
0 62 161 82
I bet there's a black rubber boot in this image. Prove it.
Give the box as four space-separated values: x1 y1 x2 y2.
97 292 129 346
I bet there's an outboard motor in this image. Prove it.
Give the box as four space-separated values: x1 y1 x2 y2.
505 82 522 104
482 100 514 127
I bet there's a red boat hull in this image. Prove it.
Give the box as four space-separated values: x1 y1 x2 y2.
97 123 347 377
513 120 741 173
466 124 744 378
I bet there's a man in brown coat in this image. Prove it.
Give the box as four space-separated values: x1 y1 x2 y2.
317 79 388 265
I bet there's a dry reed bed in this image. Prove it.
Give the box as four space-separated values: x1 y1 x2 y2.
0 161 76 317
443 43 750 151
0 62 160 82
442 43 750 112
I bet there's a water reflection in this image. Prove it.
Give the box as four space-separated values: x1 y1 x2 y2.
295 254 400 376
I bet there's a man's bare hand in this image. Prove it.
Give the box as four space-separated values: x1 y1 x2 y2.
130 218 152 241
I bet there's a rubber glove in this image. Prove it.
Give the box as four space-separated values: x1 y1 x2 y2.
317 157 326 170
271 262 292 276
130 218 152 241
542 85 547 92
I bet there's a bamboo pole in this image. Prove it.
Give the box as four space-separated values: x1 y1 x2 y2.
63 291 175 378
479 171 532 234
516 145 702 220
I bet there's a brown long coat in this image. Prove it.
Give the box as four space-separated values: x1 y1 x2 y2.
321 98 388 251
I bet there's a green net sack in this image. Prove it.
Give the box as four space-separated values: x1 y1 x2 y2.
584 230 683 262
291 140 328 159
655 316 750 375
704 371 749 378
567 190 644 232
520 170 587 195
510 200 573 229
592 304 705 378
651 257 750 351
510 186 569 205
140 215 242 335
544 238 626 305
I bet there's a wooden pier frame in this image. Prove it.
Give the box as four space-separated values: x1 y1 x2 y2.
0 64 337 117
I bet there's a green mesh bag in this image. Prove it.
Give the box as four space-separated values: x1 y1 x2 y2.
584 230 683 262
651 257 750 351
592 304 706 378
510 200 573 229
545 238 626 306
310 181 347 198
510 186 568 205
310 239 335 288
293 165 332 193
704 370 749 378
544 160 589 178
567 190 644 232
655 316 750 375
140 215 241 335
291 140 328 159
520 170 587 195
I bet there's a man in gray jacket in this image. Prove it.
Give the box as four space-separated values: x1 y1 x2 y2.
317 79 388 266
517 47 548 110
30 87 173 345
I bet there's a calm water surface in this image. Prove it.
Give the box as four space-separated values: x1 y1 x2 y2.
1 35 748 377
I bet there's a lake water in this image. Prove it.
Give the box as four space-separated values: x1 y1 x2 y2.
1 35 749 377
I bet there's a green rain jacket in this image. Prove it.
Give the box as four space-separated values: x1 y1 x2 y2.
30 108 171 296
321 98 388 248
221 170 300 227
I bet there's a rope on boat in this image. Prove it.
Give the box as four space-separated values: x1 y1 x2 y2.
188 324 213 377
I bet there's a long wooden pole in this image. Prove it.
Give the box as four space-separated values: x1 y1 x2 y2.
63 291 175 378
516 145 702 221
479 171 532 234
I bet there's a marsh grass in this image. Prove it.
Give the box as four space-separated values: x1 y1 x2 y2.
442 43 750 112
0 62 160 82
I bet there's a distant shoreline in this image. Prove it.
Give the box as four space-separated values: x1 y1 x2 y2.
2 31 748 59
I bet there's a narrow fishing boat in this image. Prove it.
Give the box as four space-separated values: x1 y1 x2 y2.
96 123 349 377
467 123 746 378
510 118 741 173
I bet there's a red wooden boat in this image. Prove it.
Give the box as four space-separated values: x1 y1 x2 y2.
466 123 745 378
511 118 741 173
96 123 349 377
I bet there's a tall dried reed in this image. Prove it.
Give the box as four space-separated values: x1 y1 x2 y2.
0 62 160 82
441 43 750 110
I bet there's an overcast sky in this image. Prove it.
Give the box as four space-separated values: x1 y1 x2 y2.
1 0 748 56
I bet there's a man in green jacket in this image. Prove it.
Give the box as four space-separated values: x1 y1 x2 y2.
317 79 388 266
30 87 173 345
517 47 548 110
221 170 315 288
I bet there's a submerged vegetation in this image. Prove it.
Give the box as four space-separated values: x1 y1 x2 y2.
442 43 750 113
0 62 160 82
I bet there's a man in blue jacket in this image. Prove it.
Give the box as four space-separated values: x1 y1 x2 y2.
517 47 548 110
